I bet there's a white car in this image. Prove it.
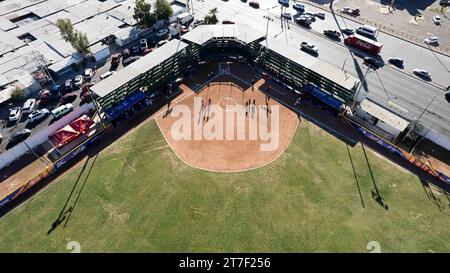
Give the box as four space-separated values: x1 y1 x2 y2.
51 103 74 119
433 15 441 25
282 12 292 20
100 71 115 80
22 98 37 114
9 107 22 122
84 68 93 81
74 75 84 87
156 29 168 37
424 36 439 45
300 41 318 54
28 108 49 123
140 38 148 51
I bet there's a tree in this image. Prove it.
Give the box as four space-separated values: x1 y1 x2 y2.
11 87 26 101
204 8 218 24
56 19 74 42
133 0 157 28
56 18 90 56
155 0 173 21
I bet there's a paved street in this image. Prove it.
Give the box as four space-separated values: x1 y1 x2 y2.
192 0 450 137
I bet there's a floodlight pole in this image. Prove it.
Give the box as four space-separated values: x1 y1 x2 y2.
351 66 370 111
263 16 273 49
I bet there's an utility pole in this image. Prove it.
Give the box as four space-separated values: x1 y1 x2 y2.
351 66 371 111
31 50 55 85
403 95 436 141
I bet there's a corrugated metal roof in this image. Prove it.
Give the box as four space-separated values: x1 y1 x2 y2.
181 24 265 45
91 39 188 98
0 17 17 31
359 99 410 131
261 38 359 91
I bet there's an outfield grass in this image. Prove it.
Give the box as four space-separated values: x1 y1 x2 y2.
0 119 449 252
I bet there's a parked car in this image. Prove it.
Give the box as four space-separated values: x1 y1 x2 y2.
413 68 431 79
140 38 148 51
433 15 441 25
295 16 311 27
9 107 22 122
323 29 341 40
64 79 74 92
156 39 169 48
222 20 235 24
28 108 49 123
74 75 84 87
143 48 154 55
424 36 439 45
51 103 74 119
51 84 62 96
388 57 403 68
282 12 292 20
278 0 289 7
156 28 169 37
100 71 115 80
123 48 131 59
111 53 121 66
22 98 37 114
300 42 318 55
315 12 325 19
363 56 382 69
249 1 259 8
192 19 204 28
131 45 140 55
59 92 77 105
84 68 93 82
122 56 140 66
8 129 31 145
293 3 305 12
341 7 360 16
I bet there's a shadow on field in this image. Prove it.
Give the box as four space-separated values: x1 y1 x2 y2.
420 178 448 212
346 145 365 208
361 143 389 210
47 153 99 235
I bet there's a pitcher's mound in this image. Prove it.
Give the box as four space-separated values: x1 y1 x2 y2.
156 80 298 172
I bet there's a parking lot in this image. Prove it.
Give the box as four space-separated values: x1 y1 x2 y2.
0 23 182 153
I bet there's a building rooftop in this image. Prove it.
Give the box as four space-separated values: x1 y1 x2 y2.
91 39 188 98
359 99 410 131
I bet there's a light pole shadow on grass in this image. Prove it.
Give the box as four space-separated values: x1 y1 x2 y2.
63 153 99 228
47 156 91 235
420 178 445 212
361 143 389 210
47 153 99 235
346 144 365 208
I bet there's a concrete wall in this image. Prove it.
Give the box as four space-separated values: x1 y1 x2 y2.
0 102 95 170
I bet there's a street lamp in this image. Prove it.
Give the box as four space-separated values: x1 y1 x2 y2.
351 66 371 111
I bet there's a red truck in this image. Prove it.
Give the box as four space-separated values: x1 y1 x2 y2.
344 34 383 55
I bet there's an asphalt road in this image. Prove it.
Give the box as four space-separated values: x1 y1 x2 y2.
192 0 450 136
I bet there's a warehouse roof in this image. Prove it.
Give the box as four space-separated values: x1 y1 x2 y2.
260 38 359 91
91 39 188 98
359 99 410 131
181 24 265 45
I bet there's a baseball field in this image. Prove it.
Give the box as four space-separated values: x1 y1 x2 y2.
0 115 449 252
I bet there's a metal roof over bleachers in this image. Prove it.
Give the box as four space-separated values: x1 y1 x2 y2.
260 38 359 91
181 24 265 45
90 39 188 98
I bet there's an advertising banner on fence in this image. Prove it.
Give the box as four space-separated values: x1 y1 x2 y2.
346 117 450 185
